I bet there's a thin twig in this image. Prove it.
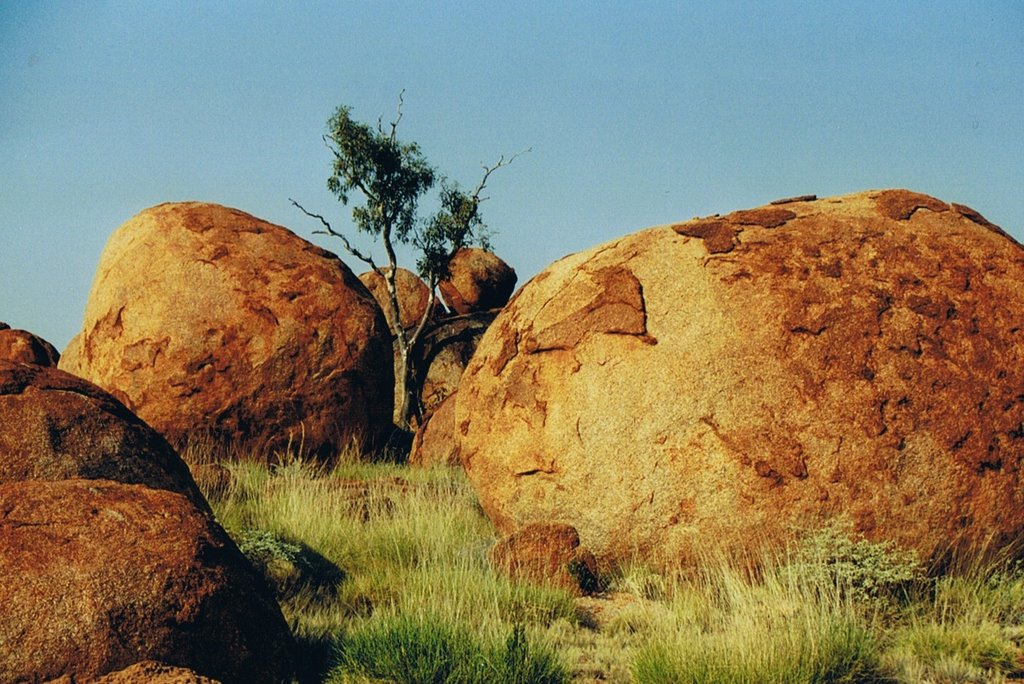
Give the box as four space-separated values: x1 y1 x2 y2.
289 199 377 269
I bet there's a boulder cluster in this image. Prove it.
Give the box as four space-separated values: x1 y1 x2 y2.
5 189 1022 675
0 363 295 682
2 201 520 678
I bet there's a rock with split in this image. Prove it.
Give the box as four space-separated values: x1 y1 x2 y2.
409 393 460 467
358 267 435 333
438 247 517 315
455 190 1024 569
417 311 497 413
60 202 393 458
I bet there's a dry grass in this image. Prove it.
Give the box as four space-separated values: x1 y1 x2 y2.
183 445 1024 683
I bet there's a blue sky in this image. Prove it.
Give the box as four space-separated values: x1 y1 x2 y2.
2 1 1022 350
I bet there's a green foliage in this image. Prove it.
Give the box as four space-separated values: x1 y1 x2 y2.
325 104 435 244
490 623 567 684
632 617 885 684
886 620 1020 681
415 181 489 281
333 616 567 684
236 528 345 600
787 522 923 604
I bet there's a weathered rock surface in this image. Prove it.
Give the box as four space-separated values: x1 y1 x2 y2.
438 248 517 314
46 660 221 683
60 202 393 457
456 190 1024 568
489 522 600 595
417 311 496 413
358 267 434 332
0 327 60 366
409 393 459 467
0 479 294 683
0 362 209 511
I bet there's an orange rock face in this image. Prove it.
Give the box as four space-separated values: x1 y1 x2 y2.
456 190 1024 568
408 393 459 467
0 479 295 683
438 248 517 314
0 362 209 511
60 203 393 458
0 327 59 366
358 267 434 333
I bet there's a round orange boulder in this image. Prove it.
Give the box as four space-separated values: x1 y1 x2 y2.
60 203 393 458
0 479 295 683
0 362 209 511
438 248 517 314
455 190 1024 568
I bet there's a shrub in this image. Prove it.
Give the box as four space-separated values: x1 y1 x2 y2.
237 528 345 600
787 522 922 604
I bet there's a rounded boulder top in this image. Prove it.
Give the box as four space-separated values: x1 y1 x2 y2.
60 202 394 459
0 327 60 366
455 190 1024 569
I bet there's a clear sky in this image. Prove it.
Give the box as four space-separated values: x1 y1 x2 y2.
2 1 1022 351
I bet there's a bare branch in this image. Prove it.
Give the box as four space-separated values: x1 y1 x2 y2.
289 199 377 269
390 89 405 143
471 147 531 203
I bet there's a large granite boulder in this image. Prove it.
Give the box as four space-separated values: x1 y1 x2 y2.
0 479 295 683
455 190 1024 568
60 202 393 458
438 248 517 315
0 362 208 511
0 326 59 366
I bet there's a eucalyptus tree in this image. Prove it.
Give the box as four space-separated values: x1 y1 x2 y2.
292 94 522 432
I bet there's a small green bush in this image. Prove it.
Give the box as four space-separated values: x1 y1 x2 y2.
237 528 345 600
787 522 922 603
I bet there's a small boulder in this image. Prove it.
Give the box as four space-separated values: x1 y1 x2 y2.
0 479 295 683
489 522 601 595
0 327 59 366
438 248 517 314
0 362 209 512
409 393 460 467
358 267 435 333
60 202 393 458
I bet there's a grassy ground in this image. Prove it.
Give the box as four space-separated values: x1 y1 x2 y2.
184 447 1024 683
